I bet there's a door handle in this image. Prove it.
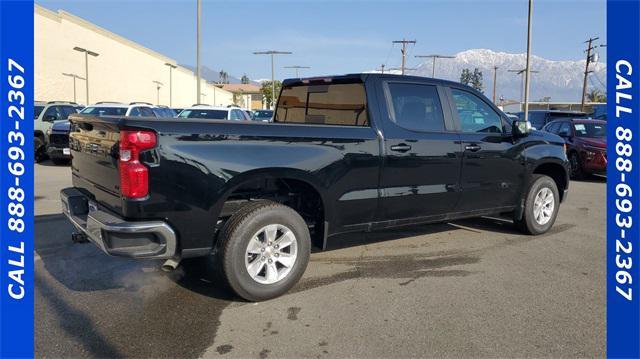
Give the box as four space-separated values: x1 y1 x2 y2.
465 144 481 152
390 144 412 152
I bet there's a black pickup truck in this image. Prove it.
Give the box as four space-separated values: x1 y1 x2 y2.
61 74 569 301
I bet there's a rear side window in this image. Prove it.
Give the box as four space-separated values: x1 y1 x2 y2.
275 83 369 126
178 109 228 120
80 106 128 116
386 83 445 132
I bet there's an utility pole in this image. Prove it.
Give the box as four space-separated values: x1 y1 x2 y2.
153 80 163 105
415 54 455 78
196 0 202 104
62 72 85 103
254 50 292 109
73 47 99 105
492 66 498 103
522 0 534 123
509 68 539 104
392 39 416 75
377 64 385 74
581 36 600 111
164 63 177 107
284 65 310 78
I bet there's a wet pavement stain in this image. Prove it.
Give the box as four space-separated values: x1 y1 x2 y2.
287 307 302 320
216 344 233 355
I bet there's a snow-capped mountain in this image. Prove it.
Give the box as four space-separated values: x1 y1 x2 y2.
382 49 606 102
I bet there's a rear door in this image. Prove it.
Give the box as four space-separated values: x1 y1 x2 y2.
376 79 462 222
447 86 525 211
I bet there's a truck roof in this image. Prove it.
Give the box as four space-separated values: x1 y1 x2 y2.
282 73 464 88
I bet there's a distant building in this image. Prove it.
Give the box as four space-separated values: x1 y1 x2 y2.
35 5 233 107
216 84 264 110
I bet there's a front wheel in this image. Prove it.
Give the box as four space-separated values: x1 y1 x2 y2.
216 200 311 301
34 137 45 163
514 174 560 235
569 152 584 179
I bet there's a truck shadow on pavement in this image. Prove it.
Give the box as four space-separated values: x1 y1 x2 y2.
34 212 560 358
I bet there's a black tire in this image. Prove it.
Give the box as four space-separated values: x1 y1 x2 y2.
514 174 560 235
34 137 45 163
51 158 70 166
216 200 311 301
569 152 584 180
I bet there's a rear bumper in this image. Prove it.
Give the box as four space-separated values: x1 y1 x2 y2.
60 187 177 259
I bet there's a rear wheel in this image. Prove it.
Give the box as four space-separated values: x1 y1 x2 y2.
34 137 45 163
216 201 310 301
514 174 560 235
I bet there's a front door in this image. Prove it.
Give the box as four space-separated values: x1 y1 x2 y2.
377 81 462 222
448 87 525 211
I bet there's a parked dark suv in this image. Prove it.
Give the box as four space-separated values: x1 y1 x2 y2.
542 119 606 178
517 110 587 131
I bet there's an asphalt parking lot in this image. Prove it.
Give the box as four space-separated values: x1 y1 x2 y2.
35 161 605 358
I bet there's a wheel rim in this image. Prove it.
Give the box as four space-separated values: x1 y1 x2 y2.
244 224 298 285
533 187 555 225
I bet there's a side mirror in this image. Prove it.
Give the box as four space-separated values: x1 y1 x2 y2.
45 115 57 122
512 120 532 137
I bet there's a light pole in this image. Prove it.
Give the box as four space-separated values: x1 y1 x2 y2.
196 0 202 104
61 72 85 103
415 54 455 78
284 65 310 78
254 50 292 109
153 80 163 105
164 63 177 107
73 46 99 105
523 0 534 123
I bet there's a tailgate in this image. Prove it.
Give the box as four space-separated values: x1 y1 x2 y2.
68 114 121 202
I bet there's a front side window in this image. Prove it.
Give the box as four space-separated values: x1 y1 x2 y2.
386 83 445 132
42 106 58 121
140 107 155 117
451 89 503 133
34 105 45 119
276 83 369 126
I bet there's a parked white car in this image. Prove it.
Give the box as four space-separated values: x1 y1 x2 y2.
79 102 164 117
176 105 251 121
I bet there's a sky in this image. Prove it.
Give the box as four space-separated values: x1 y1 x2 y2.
37 0 606 81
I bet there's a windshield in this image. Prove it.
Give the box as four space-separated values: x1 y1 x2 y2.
35 105 45 119
80 106 128 116
254 110 273 119
178 109 228 120
574 122 606 138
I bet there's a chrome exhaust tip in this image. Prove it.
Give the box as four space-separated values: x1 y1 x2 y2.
161 257 181 272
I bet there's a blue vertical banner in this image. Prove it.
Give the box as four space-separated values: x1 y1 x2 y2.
0 0 35 357
607 0 640 358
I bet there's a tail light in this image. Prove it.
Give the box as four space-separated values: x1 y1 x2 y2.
119 130 156 198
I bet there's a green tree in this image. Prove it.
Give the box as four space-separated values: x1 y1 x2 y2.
460 68 472 85
260 80 282 108
218 70 229 84
241 74 250 84
471 68 484 93
587 89 606 102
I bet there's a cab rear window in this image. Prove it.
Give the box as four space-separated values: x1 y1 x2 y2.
275 83 369 126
